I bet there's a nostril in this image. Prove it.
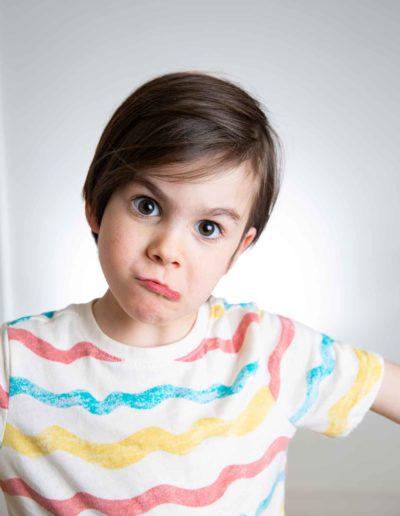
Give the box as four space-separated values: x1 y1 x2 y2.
146 238 182 266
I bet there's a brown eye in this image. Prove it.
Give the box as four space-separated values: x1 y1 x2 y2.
195 220 222 239
132 197 160 216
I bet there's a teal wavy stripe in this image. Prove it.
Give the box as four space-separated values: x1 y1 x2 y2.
8 311 55 326
290 334 335 425
9 361 259 415
223 300 255 310
254 470 285 515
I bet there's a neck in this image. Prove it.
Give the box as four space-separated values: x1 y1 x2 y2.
91 290 198 348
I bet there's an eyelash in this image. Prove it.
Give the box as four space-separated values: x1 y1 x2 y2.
130 196 224 240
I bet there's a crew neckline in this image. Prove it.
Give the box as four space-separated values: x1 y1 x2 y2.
73 296 213 363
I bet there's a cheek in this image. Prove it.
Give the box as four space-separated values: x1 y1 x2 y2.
191 251 230 281
98 225 133 271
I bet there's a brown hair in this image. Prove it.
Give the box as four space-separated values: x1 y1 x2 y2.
82 70 282 247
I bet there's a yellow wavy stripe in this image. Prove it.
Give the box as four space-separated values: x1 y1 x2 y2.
324 348 382 437
3 386 275 469
210 304 224 319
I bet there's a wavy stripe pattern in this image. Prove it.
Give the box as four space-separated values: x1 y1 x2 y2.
1 298 384 515
0 384 9 409
290 334 335 425
3 386 275 467
255 470 285 515
267 316 295 399
177 313 261 362
0 436 291 515
7 328 122 363
324 348 382 436
9 362 259 414
7 311 55 326
223 301 255 310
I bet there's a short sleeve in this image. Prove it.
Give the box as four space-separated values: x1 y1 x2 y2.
276 316 385 437
0 323 10 445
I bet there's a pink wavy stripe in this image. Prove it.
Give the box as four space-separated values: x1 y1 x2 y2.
177 312 261 362
0 436 290 515
7 328 122 364
0 383 9 409
267 316 295 399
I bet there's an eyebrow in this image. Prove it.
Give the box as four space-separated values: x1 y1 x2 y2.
130 177 242 224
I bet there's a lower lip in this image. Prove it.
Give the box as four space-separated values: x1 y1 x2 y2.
138 279 181 301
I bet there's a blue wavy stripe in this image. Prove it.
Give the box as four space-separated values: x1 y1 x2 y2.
9 361 259 415
290 334 335 425
254 470 285 515
223 300 255 310
8 311 55 326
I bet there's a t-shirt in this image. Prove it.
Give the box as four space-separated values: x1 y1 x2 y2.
0 296 384 515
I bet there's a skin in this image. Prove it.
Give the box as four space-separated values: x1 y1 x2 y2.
371 360 400 424
85 162 257 348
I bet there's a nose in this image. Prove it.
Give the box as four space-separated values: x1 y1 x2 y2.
146 226 183 268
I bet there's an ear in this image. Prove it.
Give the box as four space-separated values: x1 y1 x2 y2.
226 226 257 272
85 202 100 234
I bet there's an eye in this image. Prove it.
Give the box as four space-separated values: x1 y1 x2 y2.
131 196 160 217
195 220 223 239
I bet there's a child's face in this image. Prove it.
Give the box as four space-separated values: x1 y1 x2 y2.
86 162 257 334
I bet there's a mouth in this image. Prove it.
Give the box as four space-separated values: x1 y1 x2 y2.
137 278 181 302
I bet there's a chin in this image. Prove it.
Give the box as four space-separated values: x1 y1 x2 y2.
125 297 178 326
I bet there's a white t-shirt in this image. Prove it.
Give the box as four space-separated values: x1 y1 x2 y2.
0 295 384 515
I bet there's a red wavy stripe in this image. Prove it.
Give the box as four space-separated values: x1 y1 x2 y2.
0 383 9 409
267 316 295 399
7 328 122 364
0 436 290 515
177 312 261 362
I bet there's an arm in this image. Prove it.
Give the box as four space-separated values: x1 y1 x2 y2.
370 360 400 424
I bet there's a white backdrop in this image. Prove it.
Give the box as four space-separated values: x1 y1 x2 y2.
1 1 399 513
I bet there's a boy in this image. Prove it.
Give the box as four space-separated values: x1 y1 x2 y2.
0 71 398 515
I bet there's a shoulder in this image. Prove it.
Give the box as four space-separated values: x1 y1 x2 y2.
206 295 284 348
206 296 334 352
6 303 75 328
2 300 95 344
